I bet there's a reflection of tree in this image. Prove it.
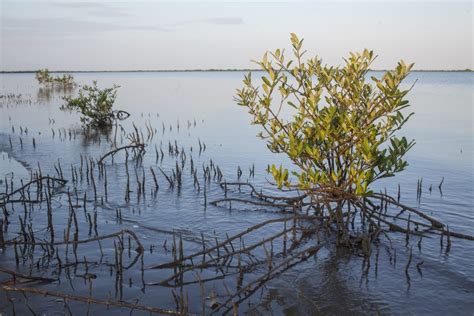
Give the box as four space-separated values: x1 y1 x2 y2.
37 85 75 103
80 124 113 147
250 247 370 315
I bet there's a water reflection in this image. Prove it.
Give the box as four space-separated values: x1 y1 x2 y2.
0 71 472 315
81 125 114 146
0 151 30 188
37 84 75 103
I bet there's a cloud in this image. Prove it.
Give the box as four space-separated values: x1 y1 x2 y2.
52 2 106 9
2 17 171 38
203 17 244 25
87 9 132 18
52 1 132 18
176 17 244 27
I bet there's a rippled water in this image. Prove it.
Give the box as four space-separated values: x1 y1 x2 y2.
0 71 472 315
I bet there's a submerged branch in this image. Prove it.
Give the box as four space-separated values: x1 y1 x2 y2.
0 176 67 205
1 285 186 315
4 229 144 251
0 267 58 284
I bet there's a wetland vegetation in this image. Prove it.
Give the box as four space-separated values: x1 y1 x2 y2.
35 69 76 88
62 81 129 127
0 35 473 315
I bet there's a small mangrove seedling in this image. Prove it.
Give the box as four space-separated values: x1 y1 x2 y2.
35 68 76 87
62 81 130 127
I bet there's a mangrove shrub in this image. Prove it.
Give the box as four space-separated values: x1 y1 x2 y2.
62 81 127 127
236 34 415 195
36 69 76 87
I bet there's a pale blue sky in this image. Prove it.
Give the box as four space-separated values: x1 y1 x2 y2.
1 1 472 71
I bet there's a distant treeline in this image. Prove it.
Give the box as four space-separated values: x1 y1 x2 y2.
0 68 472 74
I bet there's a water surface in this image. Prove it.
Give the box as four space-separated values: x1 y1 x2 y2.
0 71 472 315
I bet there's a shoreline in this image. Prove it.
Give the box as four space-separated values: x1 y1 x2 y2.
0 69 472 74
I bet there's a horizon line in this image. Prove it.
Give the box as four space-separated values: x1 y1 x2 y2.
0 68 472 74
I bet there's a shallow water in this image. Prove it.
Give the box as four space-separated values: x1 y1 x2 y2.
0 71 472 315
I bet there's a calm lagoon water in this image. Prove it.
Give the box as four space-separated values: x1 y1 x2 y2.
0 71 472 315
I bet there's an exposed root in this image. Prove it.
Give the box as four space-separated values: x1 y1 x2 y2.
213 244 324 314
210 197 292 209
4 229 144 252
0 267 58 284
1 285 186 315
0 176 67 206
149 216 319 270
219 182 307 203
97 144 145 164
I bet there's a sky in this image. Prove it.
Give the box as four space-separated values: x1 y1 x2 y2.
0 1 472 71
